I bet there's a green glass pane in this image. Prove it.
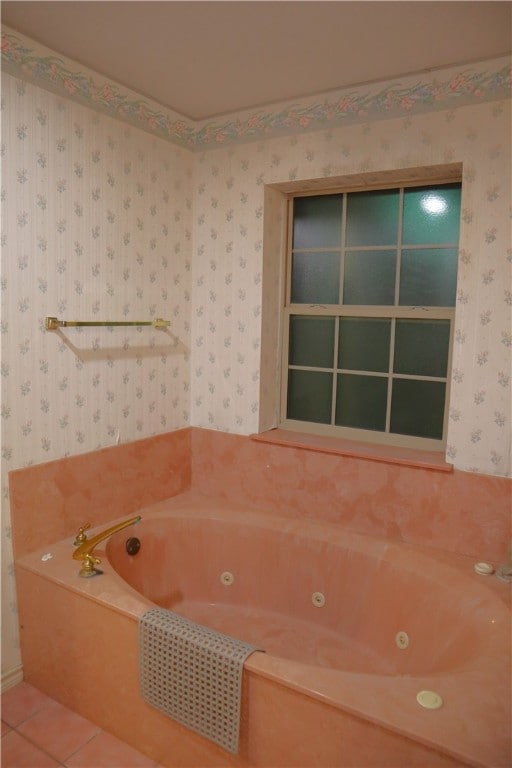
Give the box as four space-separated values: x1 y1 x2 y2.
394 320 450 377
390 379 445 439
291 252 340 304
346 189 399 246
293 195 342 249
403 184 461 245
335 374 387 431
343 250 396 305
338 318 391 372
287 370 332 424
289 316 335 368
400 248 458 307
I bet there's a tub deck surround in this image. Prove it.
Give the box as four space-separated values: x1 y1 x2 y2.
14 568 464 768
15 492 511 768
8 427 512 566
8 428 192 560
191 428 512 564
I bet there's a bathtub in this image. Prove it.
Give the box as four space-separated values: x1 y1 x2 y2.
15 491 511 768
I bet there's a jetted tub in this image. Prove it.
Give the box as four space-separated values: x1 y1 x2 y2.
16 491 511 768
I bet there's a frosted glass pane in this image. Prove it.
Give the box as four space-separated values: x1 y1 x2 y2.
338 318 391 372
400 248 458 307
335 374 387 431
291 252 340 304
346 189 399 246
391 379 445 439
287 370 333 424
293 195 342 249
289 316 335 368
394 320 450 377
343 250 396 305
403 184 461 245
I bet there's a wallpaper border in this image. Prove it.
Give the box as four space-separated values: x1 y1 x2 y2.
2 26 511 150
1 27 196 149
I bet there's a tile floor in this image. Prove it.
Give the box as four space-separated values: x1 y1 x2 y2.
1 681 162 768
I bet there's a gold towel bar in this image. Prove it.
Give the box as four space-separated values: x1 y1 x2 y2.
45 316 170 330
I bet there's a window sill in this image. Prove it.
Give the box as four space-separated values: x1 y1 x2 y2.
250 428 453 473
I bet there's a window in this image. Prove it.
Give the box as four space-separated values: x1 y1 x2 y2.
280 181 461 450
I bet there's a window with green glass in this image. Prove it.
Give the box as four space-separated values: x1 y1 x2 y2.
281 180 461 450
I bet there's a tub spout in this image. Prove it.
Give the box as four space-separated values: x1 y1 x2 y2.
73 515 141 578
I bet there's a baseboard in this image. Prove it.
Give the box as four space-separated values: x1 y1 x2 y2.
1 664 23 693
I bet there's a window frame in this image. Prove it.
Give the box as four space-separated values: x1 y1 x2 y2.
278 177 461 452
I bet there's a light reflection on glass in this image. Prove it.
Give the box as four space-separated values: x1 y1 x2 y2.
421 194 448 215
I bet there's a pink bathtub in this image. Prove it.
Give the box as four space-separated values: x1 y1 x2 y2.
16 491 511 767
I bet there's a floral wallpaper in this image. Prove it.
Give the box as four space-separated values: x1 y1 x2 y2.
1 28 511 682
1 72 193 678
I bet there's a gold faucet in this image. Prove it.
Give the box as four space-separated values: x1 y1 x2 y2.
73 515 142 577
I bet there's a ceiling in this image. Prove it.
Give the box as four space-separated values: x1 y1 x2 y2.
2 1 511 121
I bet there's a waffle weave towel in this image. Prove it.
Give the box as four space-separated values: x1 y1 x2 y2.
139 607 260 754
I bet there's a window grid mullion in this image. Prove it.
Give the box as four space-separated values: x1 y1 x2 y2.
385 189 404 432
289 363 448 384
339 194 347 305
330 319 340 425
395 188 404 306
385 318 396 433
333 195 347 426
292 242 458 253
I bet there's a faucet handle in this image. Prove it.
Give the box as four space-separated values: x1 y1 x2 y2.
78 552 102 578
74 523 91 546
